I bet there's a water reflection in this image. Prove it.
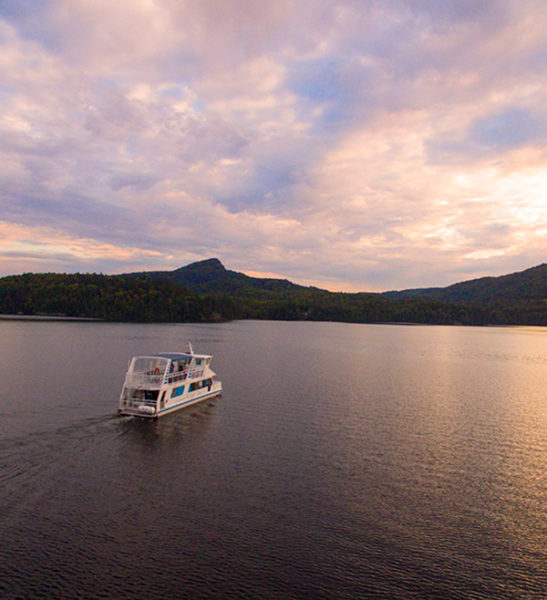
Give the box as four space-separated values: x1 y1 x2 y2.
114 400 219 450
0 320 545 599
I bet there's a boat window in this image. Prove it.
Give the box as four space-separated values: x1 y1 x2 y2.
196 359 202 365
171 385 185 398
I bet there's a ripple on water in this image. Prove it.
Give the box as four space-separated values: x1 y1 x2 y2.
0 321 545 599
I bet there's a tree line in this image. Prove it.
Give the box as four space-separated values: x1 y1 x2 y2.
1 272 545 326
0 273 240 322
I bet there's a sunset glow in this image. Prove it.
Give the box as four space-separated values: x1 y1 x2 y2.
0 1 545 291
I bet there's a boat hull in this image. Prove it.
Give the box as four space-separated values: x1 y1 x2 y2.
118 381 222 419
156 386 221 418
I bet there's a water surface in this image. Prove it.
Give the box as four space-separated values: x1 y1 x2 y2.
0 320 545 599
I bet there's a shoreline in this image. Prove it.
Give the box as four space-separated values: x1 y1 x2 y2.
0 314 102 322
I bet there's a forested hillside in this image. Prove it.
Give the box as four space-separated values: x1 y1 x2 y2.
0 273 240 322
1 266 546 325
128 258 547 306
383 263 547 303
124 257 308 297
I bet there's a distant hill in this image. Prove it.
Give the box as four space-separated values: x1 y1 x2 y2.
124 257 310 297
383 263 547 304
2 260 546 325
119 258 547 325
0 272 241 322
127 258 547 305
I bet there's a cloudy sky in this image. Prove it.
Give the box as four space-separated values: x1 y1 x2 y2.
0 0 545 291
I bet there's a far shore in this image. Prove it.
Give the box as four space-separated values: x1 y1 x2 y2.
0 314 102 322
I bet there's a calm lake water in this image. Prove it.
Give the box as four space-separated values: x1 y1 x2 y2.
0 320 545 599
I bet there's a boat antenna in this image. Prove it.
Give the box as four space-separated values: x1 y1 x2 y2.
187 341 194 354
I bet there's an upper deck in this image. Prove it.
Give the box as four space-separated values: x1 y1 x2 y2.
123 352 213 389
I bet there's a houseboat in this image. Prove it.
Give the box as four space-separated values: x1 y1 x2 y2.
118 343 222 418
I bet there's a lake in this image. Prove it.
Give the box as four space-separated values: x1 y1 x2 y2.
0 320 545 599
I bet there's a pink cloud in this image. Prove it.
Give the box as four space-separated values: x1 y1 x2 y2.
0 1 545 290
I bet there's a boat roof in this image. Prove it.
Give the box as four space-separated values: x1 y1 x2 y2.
153 352 211 361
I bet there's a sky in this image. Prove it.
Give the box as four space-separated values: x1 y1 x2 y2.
0 0 545 292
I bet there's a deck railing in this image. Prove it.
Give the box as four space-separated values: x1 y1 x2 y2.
125 368 204 388
166 371 189 384
125 371 164 388
120 389 157 410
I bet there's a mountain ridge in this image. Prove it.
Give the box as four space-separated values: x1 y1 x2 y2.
383 263 547 303
2 260 546 325
125 258 547 305
124 257 311 298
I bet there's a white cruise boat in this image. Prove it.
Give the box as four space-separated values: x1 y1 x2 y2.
118 343 222 419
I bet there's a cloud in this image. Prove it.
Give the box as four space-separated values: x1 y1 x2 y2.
428 106 547 162
469 108 546 150
0 0 546 291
